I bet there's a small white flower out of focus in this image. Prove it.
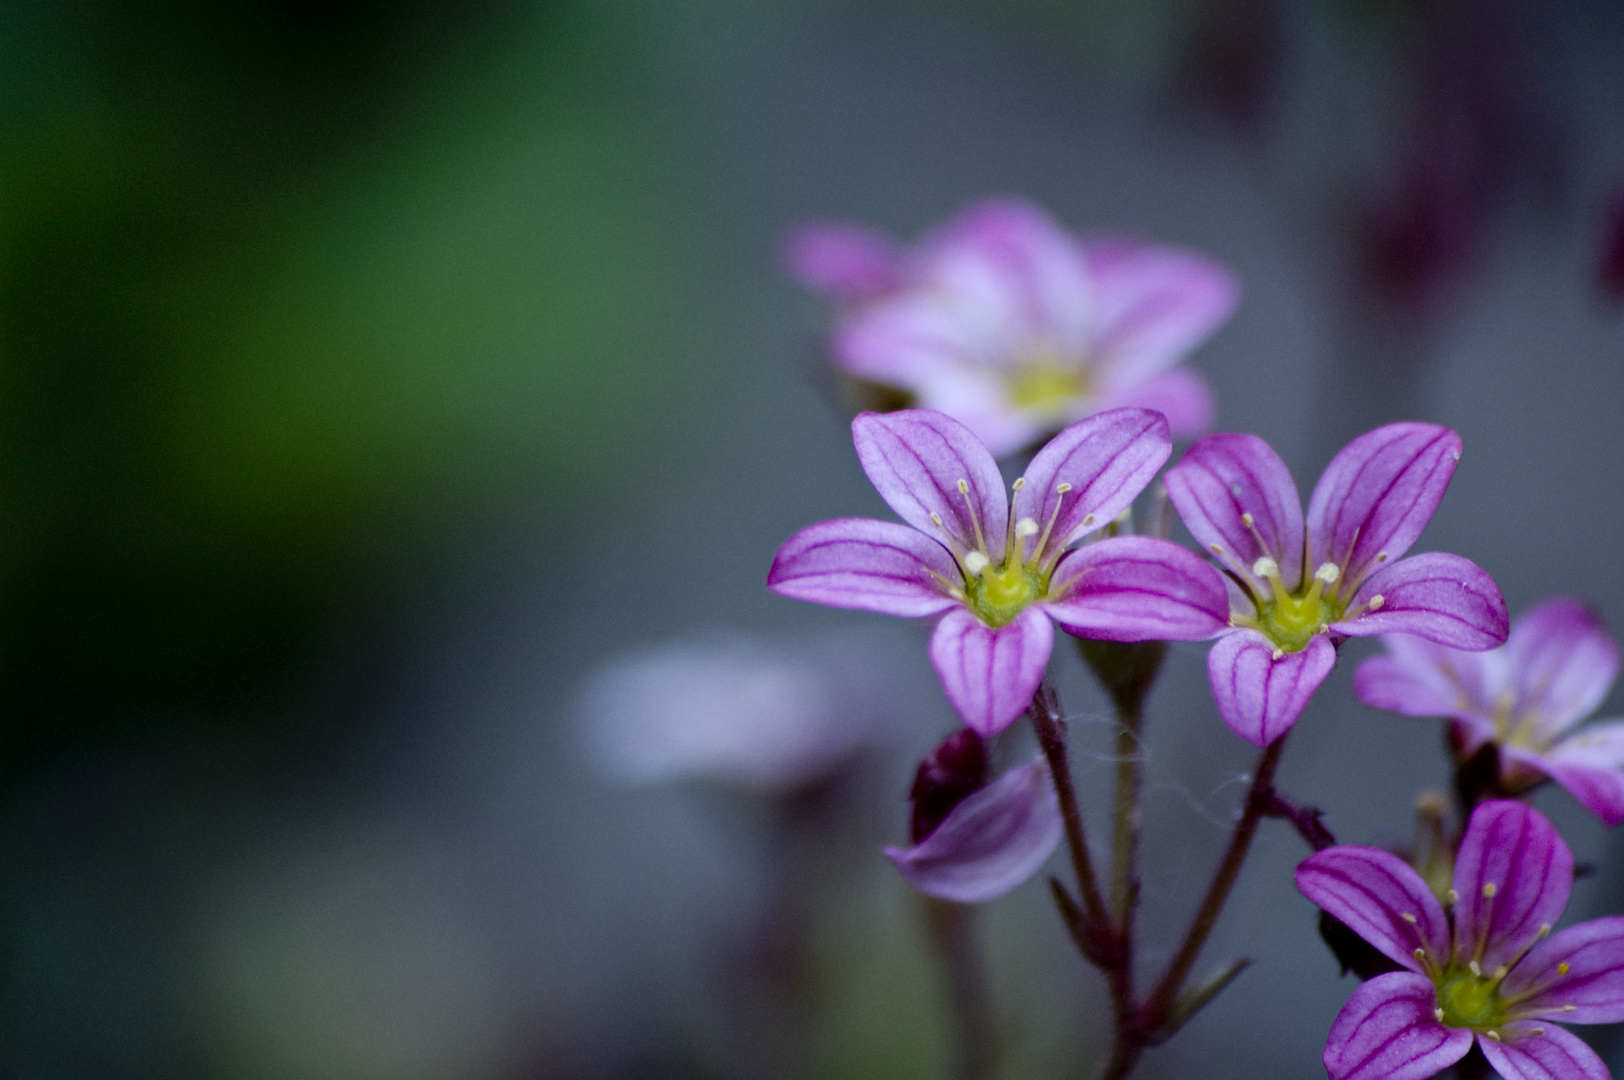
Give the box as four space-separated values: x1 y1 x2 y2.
576 631 909 790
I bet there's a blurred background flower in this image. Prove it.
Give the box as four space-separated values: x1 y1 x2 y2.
4 1 1624 1078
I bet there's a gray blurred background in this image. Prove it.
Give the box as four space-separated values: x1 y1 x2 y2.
3 1 1624 1077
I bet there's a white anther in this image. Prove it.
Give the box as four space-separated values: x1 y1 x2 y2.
1228 614 1242 627
1534 1027 1546 1036
1483 883 1497 898
930 512 944 527
1316 623 1329 634
1314 562 1340 584
1401 913 1418 924
957 479 969 495
1486 1030 1501 1042
1083 513 1096 526
1012 477 1026 491
1469 961 1482 977
1434 1007 1445 1023
1375 551 1389 562
1015 518 1039 538
1368 595 1385 611
1272 649 1284 661
1056 482 1072 494
1448 889 1460 905
963 552 990 575
1240 512 1254 528
1252 556 1280 579
1564 1005 1576 1012
1539 924 1551 937
1494 965 1508 980
1414 948 1426 960
1210 543 1225 554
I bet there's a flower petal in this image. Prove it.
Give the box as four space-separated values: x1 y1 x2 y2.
1095 366 1215 438
769 518 960 617
1306 423 1463 588
780 221 903 300
1206 630 1336 746
1164 432 1305 592
1353 633 1500 724
1081 237 1240 386
930 607 1054 737
1478 1025 1610 1080
853 410 1009 562
1333 553 1509 650
1452 801 1573 977
1323 972 1472 1080
919 199 1095 355
885 756 1062 903
1013 407 1170 552
836 290 993 388
1501 917 1624 1023
1042 536 1229 642
1540 724 1624 825
1504 599 1621 742
1296 846 1448 972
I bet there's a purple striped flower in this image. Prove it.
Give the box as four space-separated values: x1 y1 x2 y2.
886 729 1062 903
1298 800 1624 1080
782 198 1238 456
768 408 1230 736
1164 424 1508 746
1358 598 1624 825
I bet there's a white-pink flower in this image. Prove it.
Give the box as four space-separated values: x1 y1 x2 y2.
783 198 1238 456
1358 598 1624 825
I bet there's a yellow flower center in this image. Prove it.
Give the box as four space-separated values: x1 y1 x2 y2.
965 559 1045 628
1437 968 1504 1030
1230 556 1351 654
1008 353 1089 418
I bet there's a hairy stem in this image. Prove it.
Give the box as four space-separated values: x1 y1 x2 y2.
1030 684 1110 934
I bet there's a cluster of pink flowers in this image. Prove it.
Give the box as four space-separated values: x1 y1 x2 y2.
764 197 1624 1078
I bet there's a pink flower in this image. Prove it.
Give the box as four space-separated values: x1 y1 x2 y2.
1298 800 1624 1080
1164 424 1508 746
1358 599 1624 825
885 729 1062 903
782 198 1238 456
768 408 1229 737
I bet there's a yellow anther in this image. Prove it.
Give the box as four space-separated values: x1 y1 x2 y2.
1565 1005 1576 1012
1559 962 1571 976
1448 889 1460 905
1401 912 1418 924
1483 883 1497 898
1056 482 1072 494
963 552 990 575
957 479 969 494
1493 965 1508 980
1534 1027 1546 1036
1540 924 1551 937
1376 551 1389 562
1240 512 1254 528
1012 477 1026 490
1414 948 1426 960
1314 562 1341 585
1210 543 1225 554
930 512 944 527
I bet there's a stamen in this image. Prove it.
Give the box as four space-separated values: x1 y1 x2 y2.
1032 485 1073 572
1240 512 1253 527
1401 913 1418 924
1252 556 1278 579
930 512 943 528
1485 1030 1500 1042
1083 513 1096 527
1533 1028 1545 1036
1056 483 1072 494
1558 962 1570 975
1375 551 1388 562
1565 1005 1576 1012
1314 563 1340 585
1210 543 1224 554
957 479 968 494
1483 884 1497 898
958 479 989 555
1540 924 1551 937
1271 648 1284 661
963 552 990 575
1469 961 1482 977
1413 948 1426 960
1015 518 1039 538
1012 477 1025 491
1434 1007 1445 1023
1448 889 1460 905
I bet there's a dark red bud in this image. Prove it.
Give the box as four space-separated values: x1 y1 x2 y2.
907 729 990 844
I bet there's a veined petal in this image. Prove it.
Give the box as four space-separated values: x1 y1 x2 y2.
853 410 1009 562
769 519 961 617
1524 727 1624 825
1042 536 1229 642
1296 846 1448 972
885 757 1062 903
1452 801 1573 976
1504 599 1621 743
1164 432 1305 591
1323 972 1472 1080
1478 1025 1610 1080
930 607 1054 737
919 198 1095 354
1501 916 1624 1023
1013 408 1170 552
1095 367 1215 438
780 221 903 300
1081 238 1240 386
1354 633 1500 724
1306 423 1462 587
1207 630 1335 746
1333 553 1509 651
